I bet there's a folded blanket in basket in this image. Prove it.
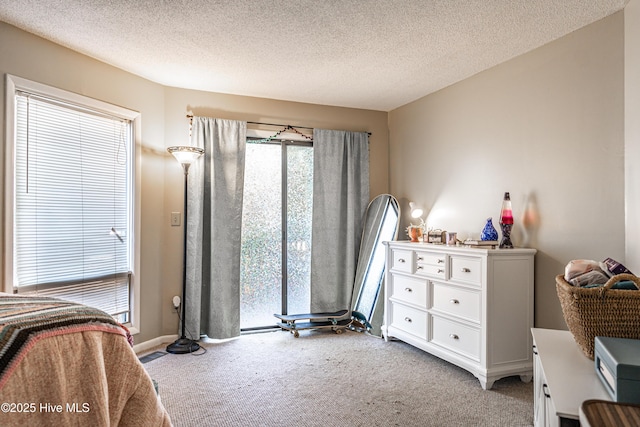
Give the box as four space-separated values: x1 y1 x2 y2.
565 257 635 287
584 281 639 290
569 269 610 287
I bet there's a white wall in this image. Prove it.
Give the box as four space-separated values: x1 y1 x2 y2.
626 0 640 274
389 12 625 330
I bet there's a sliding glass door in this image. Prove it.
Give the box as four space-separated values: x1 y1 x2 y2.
240 140 313 329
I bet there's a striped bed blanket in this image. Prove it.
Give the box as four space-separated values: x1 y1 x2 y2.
0 294 172 426
0 295 131 387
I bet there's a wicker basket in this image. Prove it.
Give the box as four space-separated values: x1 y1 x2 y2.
556 273 640 359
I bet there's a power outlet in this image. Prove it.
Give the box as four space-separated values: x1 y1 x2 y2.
170 212 181 226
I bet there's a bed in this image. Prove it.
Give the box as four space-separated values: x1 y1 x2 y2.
0 293 172 426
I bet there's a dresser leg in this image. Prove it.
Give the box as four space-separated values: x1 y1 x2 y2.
519 374 532 383
478 377 495 390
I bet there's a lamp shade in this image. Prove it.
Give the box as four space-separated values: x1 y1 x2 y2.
167 146 205 165
409 202 423 219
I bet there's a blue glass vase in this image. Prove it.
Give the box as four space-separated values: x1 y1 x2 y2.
480 217 498 241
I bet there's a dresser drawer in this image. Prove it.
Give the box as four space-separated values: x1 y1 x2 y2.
431 283 480 322
415 263 447 280
392 249 413 273
391 275 427 308
430 315 481 361
415 251 446 266
391 302 427 340
449 256 482 286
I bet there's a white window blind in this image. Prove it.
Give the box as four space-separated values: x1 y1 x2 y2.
13 91 132 321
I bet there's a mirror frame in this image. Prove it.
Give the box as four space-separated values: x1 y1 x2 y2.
350 194 400 336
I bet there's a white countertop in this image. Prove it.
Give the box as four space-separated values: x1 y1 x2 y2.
532 328 610 419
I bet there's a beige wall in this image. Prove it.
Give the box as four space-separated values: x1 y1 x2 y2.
626 0 640 274
0 21 389 343
1 7 634 339
0 22 167 343
161 88 389 335
388 12 625 330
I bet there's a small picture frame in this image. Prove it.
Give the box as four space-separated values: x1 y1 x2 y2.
445 231 457 246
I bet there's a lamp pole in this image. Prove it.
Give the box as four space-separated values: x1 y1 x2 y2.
166 146 204 354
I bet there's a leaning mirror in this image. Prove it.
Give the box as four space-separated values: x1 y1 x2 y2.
350 194 400 337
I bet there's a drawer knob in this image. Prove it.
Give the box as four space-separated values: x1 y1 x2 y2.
461 268 471 273
449 334 459 340
398 258 406 263
437 269 444 273
417 266 424 270
404 317 412 323
437 259 444 264
449 299 460 304
404 287 413 292
417 256 424 261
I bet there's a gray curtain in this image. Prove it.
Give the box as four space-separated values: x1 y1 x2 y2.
186 117 246 340
310 129 370 312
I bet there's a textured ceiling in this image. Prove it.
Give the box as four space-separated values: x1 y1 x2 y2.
0 0 628 111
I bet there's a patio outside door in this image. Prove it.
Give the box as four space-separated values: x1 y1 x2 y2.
239 140 313 330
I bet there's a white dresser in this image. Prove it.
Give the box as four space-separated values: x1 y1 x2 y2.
383 241 536 390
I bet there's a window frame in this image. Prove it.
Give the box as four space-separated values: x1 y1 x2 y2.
4 74 142 334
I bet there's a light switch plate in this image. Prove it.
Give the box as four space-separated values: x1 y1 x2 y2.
170 212 181 226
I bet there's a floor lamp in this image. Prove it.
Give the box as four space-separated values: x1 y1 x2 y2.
166 145 204 354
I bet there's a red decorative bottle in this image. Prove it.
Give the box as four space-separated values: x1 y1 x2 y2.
499 192 514 249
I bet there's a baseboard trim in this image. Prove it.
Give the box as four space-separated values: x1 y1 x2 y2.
133 334 178 354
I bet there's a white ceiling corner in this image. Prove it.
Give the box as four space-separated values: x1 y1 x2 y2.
0 0 628 111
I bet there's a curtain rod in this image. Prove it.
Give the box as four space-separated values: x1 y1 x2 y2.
186 115 371 136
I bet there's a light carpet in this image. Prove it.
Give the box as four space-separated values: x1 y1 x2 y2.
143 329 533 427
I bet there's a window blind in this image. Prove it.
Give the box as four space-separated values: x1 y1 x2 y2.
13 92 132 321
